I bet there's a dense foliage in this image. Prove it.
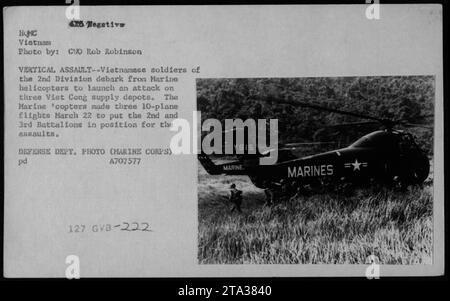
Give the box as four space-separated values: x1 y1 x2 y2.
197 76 434 155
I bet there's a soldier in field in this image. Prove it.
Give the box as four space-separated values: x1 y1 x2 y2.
228 183 243 213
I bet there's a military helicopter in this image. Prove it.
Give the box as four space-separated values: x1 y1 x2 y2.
198 99 432 193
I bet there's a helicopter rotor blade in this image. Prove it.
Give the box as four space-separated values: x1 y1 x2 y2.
271 97 435 127
282 141 337 146
413 114 434 119
279 142 336 150
394 114 433 124
325 121 381 128
273 98 386 123
400 123 433 129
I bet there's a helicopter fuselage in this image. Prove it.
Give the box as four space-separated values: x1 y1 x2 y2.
199 130 430 189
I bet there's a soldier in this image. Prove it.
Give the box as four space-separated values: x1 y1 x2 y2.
270 181 282 205
228 183 243 213
288 181 302 202
263 181 274 207
280 179 290 202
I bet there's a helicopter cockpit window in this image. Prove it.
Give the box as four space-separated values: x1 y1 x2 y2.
350 131 399 150
350 136 372 147
398 133 419 152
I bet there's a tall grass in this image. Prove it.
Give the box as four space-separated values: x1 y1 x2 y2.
198 170 433 264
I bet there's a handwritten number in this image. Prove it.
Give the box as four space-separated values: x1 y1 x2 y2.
141 222 151 232
131 222 139 231
122 222 130 231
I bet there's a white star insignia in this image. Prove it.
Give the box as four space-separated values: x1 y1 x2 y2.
344 159 368 171
351 159 362 171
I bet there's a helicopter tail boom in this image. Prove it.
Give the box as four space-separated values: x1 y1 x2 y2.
198 154 248 175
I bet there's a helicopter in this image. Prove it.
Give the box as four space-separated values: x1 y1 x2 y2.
198 98 432 195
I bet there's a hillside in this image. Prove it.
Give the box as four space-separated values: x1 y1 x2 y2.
197 76 434 155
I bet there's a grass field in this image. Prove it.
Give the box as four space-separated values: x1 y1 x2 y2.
198 166 433 264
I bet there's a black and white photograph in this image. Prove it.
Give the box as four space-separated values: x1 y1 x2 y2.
1 1 445 286
197 76 434 264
